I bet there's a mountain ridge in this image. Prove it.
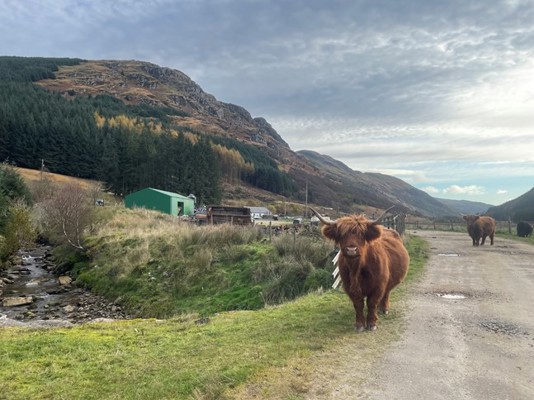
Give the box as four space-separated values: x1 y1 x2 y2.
10 57 480 217
486 187 534 221
436 198 493 215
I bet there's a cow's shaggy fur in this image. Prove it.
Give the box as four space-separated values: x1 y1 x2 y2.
517 221 533 238
462 215 496 246
319 214 409 332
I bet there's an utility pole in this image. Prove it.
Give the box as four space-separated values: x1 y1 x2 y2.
305 181 308 218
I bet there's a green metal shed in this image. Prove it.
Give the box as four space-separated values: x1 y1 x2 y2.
124 188 195 216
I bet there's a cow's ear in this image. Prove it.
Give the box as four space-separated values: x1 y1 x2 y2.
321 224 339 241
365 223 382 242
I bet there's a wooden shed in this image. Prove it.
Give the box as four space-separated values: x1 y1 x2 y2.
124 188 195 216
206 206 252 225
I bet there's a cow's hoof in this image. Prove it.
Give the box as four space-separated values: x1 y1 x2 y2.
355 325 365 333
368 325 377 331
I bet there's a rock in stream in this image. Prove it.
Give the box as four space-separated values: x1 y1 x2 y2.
0 246 131 328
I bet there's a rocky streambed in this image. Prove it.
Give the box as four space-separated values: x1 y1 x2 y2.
0 245 131 328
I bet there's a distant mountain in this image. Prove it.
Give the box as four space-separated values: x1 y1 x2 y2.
436 198 493 215
296 150 456 217
1 56 457 217
486 187 534 221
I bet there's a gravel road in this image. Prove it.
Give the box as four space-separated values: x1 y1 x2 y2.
311 230 534 400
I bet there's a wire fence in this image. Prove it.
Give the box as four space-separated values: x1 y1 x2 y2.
403 220 517 234
252 217 530 239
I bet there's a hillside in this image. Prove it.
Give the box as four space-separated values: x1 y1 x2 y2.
486 187 534 221
16 167 99 191
1 56 456 216
295 150 457 216
436 198 493 215
36 60 300 168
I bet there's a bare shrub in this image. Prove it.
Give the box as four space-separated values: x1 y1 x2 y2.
38 183 95 250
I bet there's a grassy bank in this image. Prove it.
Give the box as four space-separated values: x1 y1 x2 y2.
0 230 428 400
71 208 335 318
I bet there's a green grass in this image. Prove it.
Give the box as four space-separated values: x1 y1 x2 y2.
0 294 352 400
403 234 428 281
0 234 428 400
496 231 534 245
65 209 335 318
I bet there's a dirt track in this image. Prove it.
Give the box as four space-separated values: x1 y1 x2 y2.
308 230 534 399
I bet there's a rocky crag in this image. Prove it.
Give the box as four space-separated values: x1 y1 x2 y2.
37 59 454 216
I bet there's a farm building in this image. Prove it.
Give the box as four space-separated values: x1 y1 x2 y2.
124 188 195 216
204 206 252 225
246 206 272 219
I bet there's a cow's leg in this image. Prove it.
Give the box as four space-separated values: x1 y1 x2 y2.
351 295 366 332
379 291 391 315
481 235 486 245
366 290 384 331
490 232 494 245
341 269 366 332
345 288 365 331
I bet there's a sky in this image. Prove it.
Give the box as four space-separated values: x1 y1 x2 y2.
1 0 533 206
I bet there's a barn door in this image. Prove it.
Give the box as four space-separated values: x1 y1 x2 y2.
177 201 184 216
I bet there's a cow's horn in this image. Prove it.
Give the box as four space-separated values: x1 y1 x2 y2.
309 207 335 225
372 205 396 224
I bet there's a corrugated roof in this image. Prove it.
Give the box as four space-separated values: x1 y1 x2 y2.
246 206 271 214
146 188 193 200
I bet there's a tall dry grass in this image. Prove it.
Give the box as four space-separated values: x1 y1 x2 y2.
77 207 335 317
92 208 262 274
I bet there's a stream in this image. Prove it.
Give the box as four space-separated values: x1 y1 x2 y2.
0 245 130 328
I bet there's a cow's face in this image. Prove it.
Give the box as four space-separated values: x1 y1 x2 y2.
463 215 480 227
321 216 382 258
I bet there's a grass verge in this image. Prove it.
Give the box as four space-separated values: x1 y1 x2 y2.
0 234 428 400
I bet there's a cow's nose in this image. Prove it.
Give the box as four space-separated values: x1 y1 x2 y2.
345 247 359 257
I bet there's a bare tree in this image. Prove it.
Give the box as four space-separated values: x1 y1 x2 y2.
40 183 94 250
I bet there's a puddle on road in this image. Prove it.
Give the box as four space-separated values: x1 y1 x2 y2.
438 253 460 257
436 292 467 299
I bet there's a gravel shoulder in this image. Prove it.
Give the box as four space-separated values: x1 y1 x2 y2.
306 231 534 399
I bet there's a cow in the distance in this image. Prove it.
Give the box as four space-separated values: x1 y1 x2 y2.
462 214 496 246
517 221 533 238
311 206 409 332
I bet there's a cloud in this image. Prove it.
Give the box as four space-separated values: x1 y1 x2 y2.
422 186 440 194
497 189 508 195
1 0 533 205
443 185 485 195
